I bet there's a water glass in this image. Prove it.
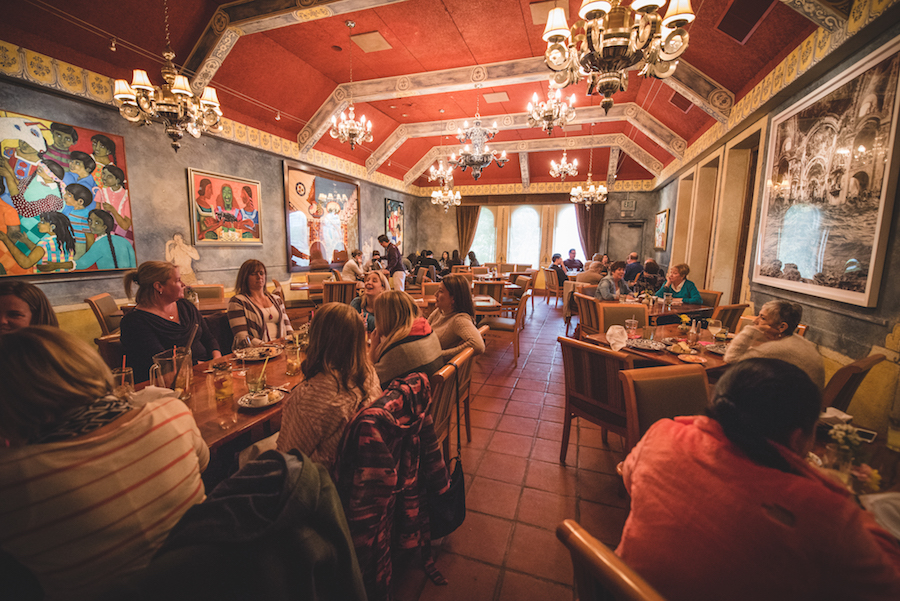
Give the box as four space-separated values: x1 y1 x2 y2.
247 362 267 393
211 362 236 427
285 342 302 376
642 325 656 340
663 292 673 309
111 367 134 400
624 319 640 339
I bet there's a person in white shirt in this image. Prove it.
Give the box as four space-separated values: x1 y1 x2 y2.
342 249 365 281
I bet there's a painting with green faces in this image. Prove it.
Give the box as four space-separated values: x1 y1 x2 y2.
188 168 262 246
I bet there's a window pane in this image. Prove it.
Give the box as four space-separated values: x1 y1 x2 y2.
553 205 582 261
507 206 541 268
469 207 496 264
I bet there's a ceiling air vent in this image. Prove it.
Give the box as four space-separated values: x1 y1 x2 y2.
716 0 777 44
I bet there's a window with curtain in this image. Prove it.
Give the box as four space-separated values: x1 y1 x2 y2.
507 205 541 268
552 204 581 260
469 207 496 264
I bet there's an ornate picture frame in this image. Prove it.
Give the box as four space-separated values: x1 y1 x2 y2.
386 198 403 253
188 168 262 246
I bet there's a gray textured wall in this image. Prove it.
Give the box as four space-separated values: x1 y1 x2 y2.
653 181 678 272
602 191 659 260
0 79 422 305
413 202 459 257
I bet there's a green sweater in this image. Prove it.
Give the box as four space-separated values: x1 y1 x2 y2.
655 278 702 305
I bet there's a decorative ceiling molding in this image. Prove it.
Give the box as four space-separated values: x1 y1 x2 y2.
779 0 851 32
364 103 685 176
607 147 620 189
519 153 530 190
405 133 663 185
184 0 411 94
663 62 734 124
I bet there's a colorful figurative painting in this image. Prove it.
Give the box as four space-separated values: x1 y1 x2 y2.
0 110 136 276
386 198 403 253
654 209 669 250
188 168 262 246
755 38 900 307
284 161 359 270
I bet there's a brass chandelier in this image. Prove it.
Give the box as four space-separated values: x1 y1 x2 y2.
113 0 222 151
527 87 576 135
542 0 695 113
329 20 373 150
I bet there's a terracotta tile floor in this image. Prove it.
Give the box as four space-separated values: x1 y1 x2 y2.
395 299 631 601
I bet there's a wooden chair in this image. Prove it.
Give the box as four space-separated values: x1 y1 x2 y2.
697 289 722 308
331 268 343 281
460 272 474 284
543 268 561 307
405 267 430 297
473 281 505 318
332 249 348 264
823 354 886 412
795 324 808 337
573 293 602 340
84 293 122 336
557 519 667 601
619 364 710 453
449 346 477 444
485 262 499 272
599 303 649 332
451 265 470 273
192 284 225 302
423 282 441 297
306 271 334 303
94 333 124 369
481 291 531 366
515 264 533 272
322 280 358 305
472 266 488 275
503 275 533 320
711 303 749 333
500 263 515 272
558 336 635 463
429 362 458 464
204 311 235 353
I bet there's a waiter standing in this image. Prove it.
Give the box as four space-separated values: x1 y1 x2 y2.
378 234 406 291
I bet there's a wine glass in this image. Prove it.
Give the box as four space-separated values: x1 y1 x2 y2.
232 336 252 377
707 319 722 339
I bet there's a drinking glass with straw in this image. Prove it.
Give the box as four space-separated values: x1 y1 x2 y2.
112 356 134 400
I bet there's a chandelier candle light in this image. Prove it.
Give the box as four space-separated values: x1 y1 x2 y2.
542 0 694 113
329 20 373 150
527 87 576 134
550 150 578 181
570 133 608 209
113 0 222 151
428 157 461 212
449 107 509 180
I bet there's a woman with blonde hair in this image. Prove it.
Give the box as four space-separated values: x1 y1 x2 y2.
276 303 380 468
120 261 221 382
427 274 485 361
0 280 58 334
369 290 443 388
0 326 208 600
227 259 292 346
350 270 389 332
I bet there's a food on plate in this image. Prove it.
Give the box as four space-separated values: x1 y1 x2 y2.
669 341 693 354
678 354 707 364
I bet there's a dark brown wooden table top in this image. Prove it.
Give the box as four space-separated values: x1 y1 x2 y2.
585 323 730 372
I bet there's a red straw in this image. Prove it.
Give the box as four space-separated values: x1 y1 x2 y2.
120 356 126 387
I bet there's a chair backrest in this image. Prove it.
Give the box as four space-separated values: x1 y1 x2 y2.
485 262 499 272
84 293 121 336
697 289 722 308
448 346 476 427
204 311 235 353
543 268 560 292
558 335 634 438
711 303 749 333
823 354 886 412
619 364 709 453
460 272 474 284
574 293 602 338
512 290 531 330
557 519 668 601
735 314 755 334
332 268 343 281
500 263 515 272
514 264 532 272
270 279 286 303
472 266 488 275
307 271 334 284
514 276 533 298
192 284 224 301
451 265 470 273
94 333 124 369
322 280 358 304
428 362 458 448
423 282 441 297
508 271 530 283
416 266 429 283
795 324 808 337
599 303 648 332
473 281 505 303
333 249 348 263
477 324 490 338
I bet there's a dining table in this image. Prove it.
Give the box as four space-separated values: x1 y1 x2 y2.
646 301 714 325
585 323 730 373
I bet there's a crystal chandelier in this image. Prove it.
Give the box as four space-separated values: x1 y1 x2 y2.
542 0 694 114
550 151 579 181
431 186 462 212
329 21 373 150
570 139 607 209
527 87 576 135
449 102 509 180
113 0 222 151
428 159 455 186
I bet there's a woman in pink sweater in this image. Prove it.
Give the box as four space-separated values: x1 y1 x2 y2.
617 358 900 601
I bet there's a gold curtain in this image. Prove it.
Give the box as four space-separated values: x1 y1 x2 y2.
457 205 481 256
575 203 605 259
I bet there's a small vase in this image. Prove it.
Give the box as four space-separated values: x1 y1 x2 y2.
677 324 690 334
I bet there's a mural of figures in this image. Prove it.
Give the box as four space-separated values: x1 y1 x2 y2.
756 42 900 307
0 110 135 276
187 168 262 245
386 199 403 253
284 163 359 270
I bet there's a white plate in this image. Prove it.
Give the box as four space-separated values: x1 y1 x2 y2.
238 389 284 409
626 339 667 351
706 343 728 355
234 346 283 361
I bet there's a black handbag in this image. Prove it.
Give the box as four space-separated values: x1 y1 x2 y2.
427 370 466 539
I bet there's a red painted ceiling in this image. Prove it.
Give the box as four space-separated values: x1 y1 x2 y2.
5 0 817 189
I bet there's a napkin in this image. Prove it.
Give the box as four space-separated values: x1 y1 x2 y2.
607 325 627 351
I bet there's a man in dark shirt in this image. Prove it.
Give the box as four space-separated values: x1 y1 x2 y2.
624 252 643 282
379 234 406 291
418 250 442 280
550 253 568 287
563 248 584 271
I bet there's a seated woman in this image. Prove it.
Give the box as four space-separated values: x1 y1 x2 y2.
617 358 900 600
595 260 631 301
654 262 702 305
467 250 480 267
120 261 221 383
342 249 365 281
724 300 825 389
631 259 666 296
439 250 451 273
0 327 208 600
427 274 486 361
0 280 58 334
227 259 293 346
369 291 443 388
276 303 380 469
350 271 389 333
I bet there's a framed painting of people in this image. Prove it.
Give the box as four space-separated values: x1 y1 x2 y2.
654 209 669 250
283 161 359 271
0 110 136 276
754 36 900 307
188 168 262 246
386 198 403 253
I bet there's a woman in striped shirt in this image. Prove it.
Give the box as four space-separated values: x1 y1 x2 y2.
227 259 293 346
0 327 208 600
